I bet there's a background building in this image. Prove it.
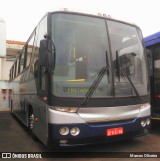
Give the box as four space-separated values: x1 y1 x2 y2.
0 40 24 110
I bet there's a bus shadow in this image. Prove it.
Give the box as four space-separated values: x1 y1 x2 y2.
45 139 141 153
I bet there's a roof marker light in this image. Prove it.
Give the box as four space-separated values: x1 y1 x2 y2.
63 8 68 11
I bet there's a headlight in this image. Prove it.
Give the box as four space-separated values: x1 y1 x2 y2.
50 106 78 113
141 120 146 127
59 127 69 135
146 118 150 125
70 127 80 136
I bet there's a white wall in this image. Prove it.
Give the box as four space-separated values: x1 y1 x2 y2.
0 58 13 80
0 18 6 57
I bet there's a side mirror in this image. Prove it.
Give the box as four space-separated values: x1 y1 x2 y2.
39 39 47 66
39 38 55 69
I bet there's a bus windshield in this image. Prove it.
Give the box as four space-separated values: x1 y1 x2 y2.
51 13 148 98
107 21 148 97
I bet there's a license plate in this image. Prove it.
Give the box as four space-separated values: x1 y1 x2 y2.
106 127 124 136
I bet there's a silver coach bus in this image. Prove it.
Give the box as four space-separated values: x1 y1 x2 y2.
9 9 150 148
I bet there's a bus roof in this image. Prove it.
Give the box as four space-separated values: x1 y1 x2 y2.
49 8 138 27
144 31 160 47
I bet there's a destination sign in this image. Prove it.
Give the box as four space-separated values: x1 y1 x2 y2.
63 87 103 93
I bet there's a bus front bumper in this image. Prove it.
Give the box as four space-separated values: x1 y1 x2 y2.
47 116 150 148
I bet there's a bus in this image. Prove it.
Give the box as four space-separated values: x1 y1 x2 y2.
9 9 150 148
144 32 160 120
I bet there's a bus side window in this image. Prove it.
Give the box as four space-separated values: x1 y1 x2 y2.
18 54 21 74
13 62 16 78
10 66 13 80
25 32 36 68
11 65 14 79
20 50 25 72
16 57 20 77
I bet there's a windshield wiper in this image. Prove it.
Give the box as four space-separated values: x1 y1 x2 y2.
81 65 109 105
116 51 141 102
